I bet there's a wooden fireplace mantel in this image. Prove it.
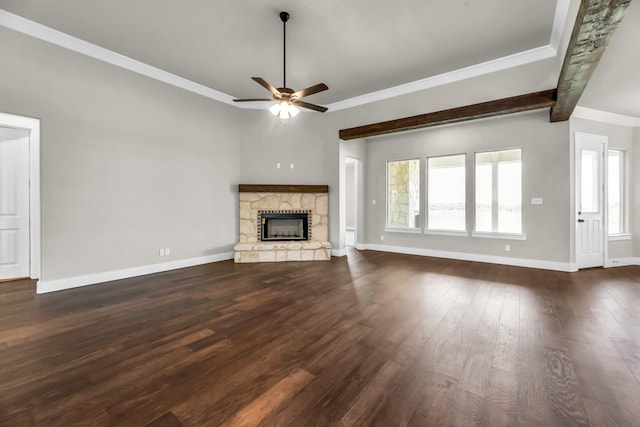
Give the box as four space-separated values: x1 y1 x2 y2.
238 184 329 193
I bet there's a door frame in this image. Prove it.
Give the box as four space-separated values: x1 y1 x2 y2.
0 112 40 279
573 131 607 270
345 157 359 248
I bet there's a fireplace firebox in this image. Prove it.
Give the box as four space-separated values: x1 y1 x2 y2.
259 211 310 241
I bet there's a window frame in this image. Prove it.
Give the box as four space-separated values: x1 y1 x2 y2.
385 158 422 232
607 148 630 239
472 147 526 239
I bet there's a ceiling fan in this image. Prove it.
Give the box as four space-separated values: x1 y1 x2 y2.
233 11 329 118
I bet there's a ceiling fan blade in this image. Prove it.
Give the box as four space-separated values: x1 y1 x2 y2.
293 100 328 113
252 77 282 97
292 83 329 100
233 98 274 102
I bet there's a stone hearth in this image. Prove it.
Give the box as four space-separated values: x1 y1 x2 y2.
234 185 332 263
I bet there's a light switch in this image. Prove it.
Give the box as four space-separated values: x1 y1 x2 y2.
531 198 543 205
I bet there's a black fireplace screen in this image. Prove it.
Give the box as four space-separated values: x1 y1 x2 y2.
260 212 310 241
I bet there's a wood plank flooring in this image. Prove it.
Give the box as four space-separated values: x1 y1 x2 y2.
2 249 640 426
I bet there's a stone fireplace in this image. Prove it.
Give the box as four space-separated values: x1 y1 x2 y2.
234 184 332 263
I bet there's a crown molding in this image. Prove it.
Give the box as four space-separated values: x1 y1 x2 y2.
0 9 235 105
1 3 572 112
573 106 640 127
550 0 572 50
326 45 557 112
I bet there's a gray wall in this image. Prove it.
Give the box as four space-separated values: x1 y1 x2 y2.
363 111 571 263
571 118 635 260
0 28 242 281
4 22 635 284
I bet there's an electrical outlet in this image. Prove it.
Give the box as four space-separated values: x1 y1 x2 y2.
165 248 171 256
159 249 165 256
290 163 294 169
380 235 384 241
276 163 281 169
372 199 376 205
505 244 511 252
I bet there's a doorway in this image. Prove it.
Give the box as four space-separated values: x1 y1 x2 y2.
345 157 358 247
574 132 606 269
0 113 40 281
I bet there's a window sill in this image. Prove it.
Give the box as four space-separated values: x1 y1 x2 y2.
471 232 527 241
608 234 632 242
385 227 422 234
424 229 469 237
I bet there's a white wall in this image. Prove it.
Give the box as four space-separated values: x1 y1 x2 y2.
0 28 242 282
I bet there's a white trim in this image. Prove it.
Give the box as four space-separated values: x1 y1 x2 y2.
327 45 557 112
550 0 572 50
36 252 233 294
423 229 469 237
0 112 41 279
471 232 527 241
354 243 366 251
385 227 422 234
0 10 235 106
331 248 347 257
573 107 640 127
608 234 632 242
605 257 640 268
361 243 576 272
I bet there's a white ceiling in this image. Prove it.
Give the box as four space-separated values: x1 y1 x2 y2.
0 0 637 118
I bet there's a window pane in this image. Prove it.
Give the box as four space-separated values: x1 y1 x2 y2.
608 150 622 234
497 161 521 233
387 159 420 228
475 149 522 233
475 163 492 232
581 149 599 213
428 154 465 231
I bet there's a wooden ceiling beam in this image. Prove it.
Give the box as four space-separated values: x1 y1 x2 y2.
339 89 557 141
550 0 632 122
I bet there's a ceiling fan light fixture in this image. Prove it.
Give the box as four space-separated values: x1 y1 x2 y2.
269 101 299 119
289 104 300 117
269 103 281 116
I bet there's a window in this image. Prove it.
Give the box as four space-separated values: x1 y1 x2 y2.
608 149 625 235
427 154 466 231
387 159 420 229
475 149 522 234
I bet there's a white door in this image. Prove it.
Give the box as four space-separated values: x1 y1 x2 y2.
0 127 30 280
575 132 606 269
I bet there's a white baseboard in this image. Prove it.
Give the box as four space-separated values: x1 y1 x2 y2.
36 252 234 294
605 257 640 268
361 244 576 272
331 248 347 257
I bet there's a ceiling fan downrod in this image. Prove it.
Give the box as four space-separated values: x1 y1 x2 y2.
280 11 289 88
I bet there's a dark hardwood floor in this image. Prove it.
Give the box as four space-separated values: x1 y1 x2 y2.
2 249 640 426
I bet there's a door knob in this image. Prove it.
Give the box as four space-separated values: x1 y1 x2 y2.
578 219 585 223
